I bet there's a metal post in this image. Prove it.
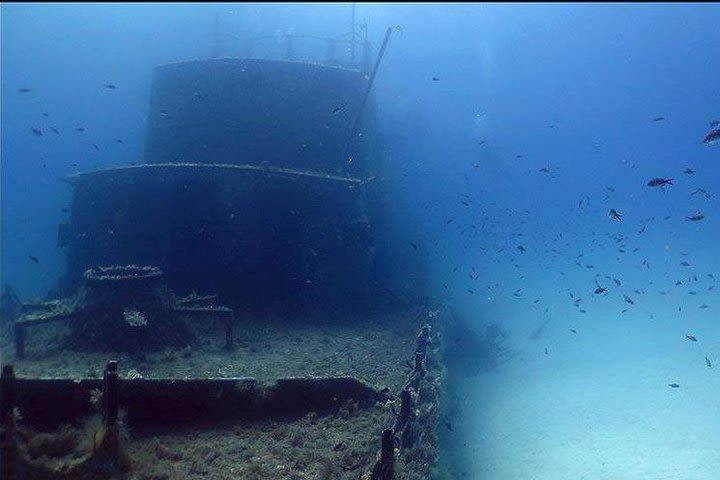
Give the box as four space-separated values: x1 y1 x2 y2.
1 365 16 480
14 324 25 360
103 361 119 429
350 3 356 65
285 35 294 60
373 428 395 480
326 39 337 65
211 11 220 58
225 313 234 350
343 27 393 166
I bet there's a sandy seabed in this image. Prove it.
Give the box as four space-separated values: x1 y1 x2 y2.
450 309 720 480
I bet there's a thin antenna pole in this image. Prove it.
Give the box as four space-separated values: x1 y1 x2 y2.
350 3 356 65
343 27 393 168
212 11 220 58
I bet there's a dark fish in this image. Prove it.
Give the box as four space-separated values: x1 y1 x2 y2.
478 140 486 146
104 84 118 89
539 167 550 173
680 262 691 266
606 186 615 192
42 112 49 117
703 128 720 145
432 77 439 81
28 255 39 263
332 105 344 115
685 335 697 342
668 383 680 388
75 127 86 132
517 245 526 253
698 304 709 309
114 139 123 143
70 163 78 167
594 286 607 295
608 208 622 221
612 278 622 286
569 329 577 334
652 116 665 122
409 242 418 250
93 144 99 151
685 212 704 222
705 356 712 368
544 347 548 355
333 440 345 451
683 168 695 175
624 295 634 305
646 177 673 187
30 127 42 136
637 225 646 234
690 188 709 197
51 127 59 135
18 87 32 93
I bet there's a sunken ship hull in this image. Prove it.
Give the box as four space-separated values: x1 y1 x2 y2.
1 44 447 480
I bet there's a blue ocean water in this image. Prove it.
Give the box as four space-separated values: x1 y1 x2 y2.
2 3 719 479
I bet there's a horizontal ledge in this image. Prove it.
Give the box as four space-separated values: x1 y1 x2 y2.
61 163 363 185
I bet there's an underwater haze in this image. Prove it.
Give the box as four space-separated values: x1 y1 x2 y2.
2 2 720 479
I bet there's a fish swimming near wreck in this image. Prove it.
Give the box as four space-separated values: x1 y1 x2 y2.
703 128 720 145
608 208 622 221
685 212 704 222
647 177 673 187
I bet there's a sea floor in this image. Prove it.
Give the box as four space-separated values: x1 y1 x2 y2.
0 307 442 480
449 309 720 480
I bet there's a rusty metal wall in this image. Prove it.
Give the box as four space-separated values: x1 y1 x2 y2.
143 58 372 177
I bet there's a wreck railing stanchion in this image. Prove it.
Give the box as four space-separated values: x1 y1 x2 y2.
370 428 395 480
1 365 16 480
13 323 25 359
103 361 119 430
225 312 234 350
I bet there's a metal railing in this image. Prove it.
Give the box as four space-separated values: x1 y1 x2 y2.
241 33 373 74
